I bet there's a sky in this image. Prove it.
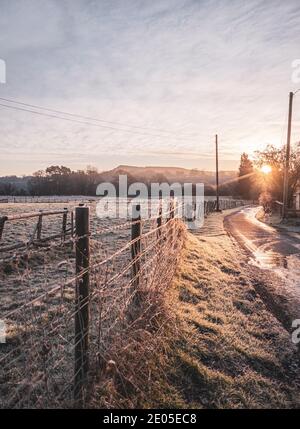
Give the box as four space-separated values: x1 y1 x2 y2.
0 0 300 175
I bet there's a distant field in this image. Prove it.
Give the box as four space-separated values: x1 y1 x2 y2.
0 194 236 203
0 198 184 408
0 195 240 258
0 196 96 203
0 201 133 252
0 200 134 334
0 201 135 407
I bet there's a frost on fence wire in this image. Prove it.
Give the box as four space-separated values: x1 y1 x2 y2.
96 197 205 231
0 198 250 407
0 211 185 408
96 177 205 230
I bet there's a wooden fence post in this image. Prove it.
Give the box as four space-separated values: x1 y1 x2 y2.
169 198 175 220
62 208 68 241
71 211 74 238
168 199 176 245
157 198 162 240
37 211 43 241
74 205 90 403
0 217 6 242
131 204 141 293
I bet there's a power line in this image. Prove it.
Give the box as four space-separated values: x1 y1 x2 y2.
0 102 217 158
0 96 196 139
0 102 200 142
0 101 220 159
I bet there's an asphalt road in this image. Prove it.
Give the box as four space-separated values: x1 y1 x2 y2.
225 206 300 301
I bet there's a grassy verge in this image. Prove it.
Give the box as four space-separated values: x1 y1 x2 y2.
92 213 300 408
166 230 300 408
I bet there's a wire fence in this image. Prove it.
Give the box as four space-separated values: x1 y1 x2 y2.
0 208 73 255
0 201 187 408
0 196 98 204
203 198 250 216
0 197 251 408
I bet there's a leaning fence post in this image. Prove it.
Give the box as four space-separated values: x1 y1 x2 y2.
62 207 68 242
131 204 141 294
74 204 90 403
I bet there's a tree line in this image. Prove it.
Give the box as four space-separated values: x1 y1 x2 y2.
1 144 299 203
0 165 238 196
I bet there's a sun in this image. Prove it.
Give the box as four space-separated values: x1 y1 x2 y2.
260 165 272 174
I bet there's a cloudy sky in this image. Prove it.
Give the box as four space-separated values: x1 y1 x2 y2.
0 0 300 175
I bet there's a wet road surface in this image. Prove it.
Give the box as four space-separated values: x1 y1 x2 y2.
225 207 300 299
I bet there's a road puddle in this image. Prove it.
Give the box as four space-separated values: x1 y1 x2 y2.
227 207 300 289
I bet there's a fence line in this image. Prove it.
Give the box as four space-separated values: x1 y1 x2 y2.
0 208 73 254
0 196 97 204
0 201 186 408
0 198 251 408
203 198 250 216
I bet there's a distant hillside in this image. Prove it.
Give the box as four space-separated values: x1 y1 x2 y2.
0 165 238 196
100 165 237 185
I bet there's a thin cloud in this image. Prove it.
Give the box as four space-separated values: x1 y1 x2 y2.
0 0 300 174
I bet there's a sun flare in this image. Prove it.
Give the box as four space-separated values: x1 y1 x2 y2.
260 165 272 174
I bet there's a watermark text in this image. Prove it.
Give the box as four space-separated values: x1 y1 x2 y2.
96 175 204 230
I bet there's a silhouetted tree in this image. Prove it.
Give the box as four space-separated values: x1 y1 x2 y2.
254 143 300 206
236 153 255 199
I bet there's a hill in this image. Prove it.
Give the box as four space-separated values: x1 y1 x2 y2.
0 165 238 196
100 165 237 186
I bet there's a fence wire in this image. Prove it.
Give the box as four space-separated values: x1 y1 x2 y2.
0 206 185 408
0 198 250 408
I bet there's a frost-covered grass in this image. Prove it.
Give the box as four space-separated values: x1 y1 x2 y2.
1 203 299 408
91 211 300 408
160 212 300 408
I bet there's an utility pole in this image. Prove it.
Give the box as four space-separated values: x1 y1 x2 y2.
282 92 294 219
215 134 220 211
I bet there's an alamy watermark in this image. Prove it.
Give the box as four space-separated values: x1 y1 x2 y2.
95 175 205 230
0 320 7 343
0 58 6 84
292 319 300 345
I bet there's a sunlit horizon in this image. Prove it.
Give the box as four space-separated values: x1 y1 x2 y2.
1 1 300 176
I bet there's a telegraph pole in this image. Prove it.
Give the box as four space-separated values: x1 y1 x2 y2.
282 92 294 219
215 134 220 211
